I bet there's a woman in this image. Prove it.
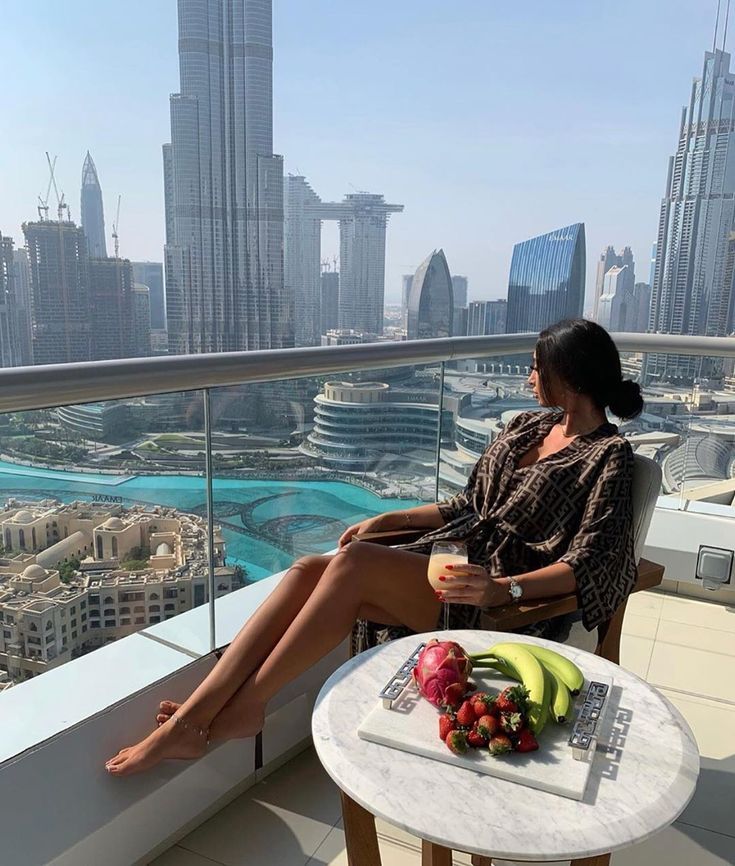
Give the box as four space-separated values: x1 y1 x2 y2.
106 319 643 776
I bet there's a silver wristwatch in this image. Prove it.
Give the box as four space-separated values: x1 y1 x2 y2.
508 577 523 603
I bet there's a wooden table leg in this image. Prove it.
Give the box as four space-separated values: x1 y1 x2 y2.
340 790 382 866
421 839 453 865
571 855 611 866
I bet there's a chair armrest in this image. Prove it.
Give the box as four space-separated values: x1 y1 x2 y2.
634 558 665 592
354 529 426 546
481 558 665 632
480 593 579 632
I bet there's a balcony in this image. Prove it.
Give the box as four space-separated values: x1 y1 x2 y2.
0 332 733 865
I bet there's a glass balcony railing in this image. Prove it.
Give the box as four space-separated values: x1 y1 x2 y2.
0 332 733 692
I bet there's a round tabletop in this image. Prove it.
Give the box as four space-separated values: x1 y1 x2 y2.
312 630 700 862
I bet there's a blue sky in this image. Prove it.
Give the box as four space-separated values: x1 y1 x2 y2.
0 1 719 306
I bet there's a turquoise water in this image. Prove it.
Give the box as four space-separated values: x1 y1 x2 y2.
0 460 421 580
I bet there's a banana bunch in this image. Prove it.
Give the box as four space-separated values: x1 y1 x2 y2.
470 642 584 736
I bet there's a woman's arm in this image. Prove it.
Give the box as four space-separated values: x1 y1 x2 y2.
338 503 445 546
438 561 576 607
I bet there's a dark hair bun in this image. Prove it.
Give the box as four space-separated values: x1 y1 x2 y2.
608 379 643 420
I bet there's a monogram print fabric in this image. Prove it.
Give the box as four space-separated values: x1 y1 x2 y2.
351 410 637 655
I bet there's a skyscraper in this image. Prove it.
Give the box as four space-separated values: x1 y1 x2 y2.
11 248 34 364
407 250 453 340
23 220 92 365
593 245 634 320
401 275 414 330
89 258 133 360
451 275 468 308
284 175 323 346
596 265 635 332
335 193 403 334
131 261 165 330
320 269 339 335
505 223 585 334
80 152 107 258
467 300 507 336
131 284 153 357
451 274 468 337
647 49 735 382
0 233 20 367
281 176 403 340
164 0 290 355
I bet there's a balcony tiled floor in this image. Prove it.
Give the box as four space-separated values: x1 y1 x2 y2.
152 591 735 866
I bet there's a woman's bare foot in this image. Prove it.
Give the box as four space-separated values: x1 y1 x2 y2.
156 700 180 726
154 696 265 742
105 714 208 777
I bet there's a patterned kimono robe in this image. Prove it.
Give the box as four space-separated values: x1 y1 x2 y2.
351 410 637 655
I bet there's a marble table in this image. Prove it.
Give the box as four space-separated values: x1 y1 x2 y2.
312 630 700 866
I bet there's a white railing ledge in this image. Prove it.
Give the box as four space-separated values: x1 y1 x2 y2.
0 567 291 768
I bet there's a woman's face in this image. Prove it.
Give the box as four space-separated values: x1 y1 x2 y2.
527 351 563 407
527 353 545 404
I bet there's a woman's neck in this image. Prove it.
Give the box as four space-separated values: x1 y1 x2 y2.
557 404 607 437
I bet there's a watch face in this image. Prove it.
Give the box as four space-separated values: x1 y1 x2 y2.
510 582 523 600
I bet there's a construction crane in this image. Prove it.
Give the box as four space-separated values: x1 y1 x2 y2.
111 194 122 258
37 154 57 221
44 152 69 222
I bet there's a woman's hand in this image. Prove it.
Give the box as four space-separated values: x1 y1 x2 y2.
435 563 510 608
338 513 401 548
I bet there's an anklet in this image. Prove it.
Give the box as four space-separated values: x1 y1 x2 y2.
173 712 210 744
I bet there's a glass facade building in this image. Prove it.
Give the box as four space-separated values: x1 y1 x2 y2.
407 249 453 340
505 223 585 334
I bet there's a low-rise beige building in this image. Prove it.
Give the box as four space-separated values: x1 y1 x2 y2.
0 500 237 682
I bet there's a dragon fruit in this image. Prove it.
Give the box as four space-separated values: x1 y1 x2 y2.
413 639 473 708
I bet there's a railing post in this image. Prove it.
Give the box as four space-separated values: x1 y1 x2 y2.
203 388 217 652
434 361 446 503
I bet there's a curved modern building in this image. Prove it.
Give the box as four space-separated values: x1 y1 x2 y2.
303 381 444 468
407 249 453 340
505 223 585 333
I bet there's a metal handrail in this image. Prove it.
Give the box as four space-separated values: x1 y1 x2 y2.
0 332 733 414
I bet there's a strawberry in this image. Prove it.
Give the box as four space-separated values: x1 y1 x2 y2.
476 713 498 738
496 685 529 715
445 729 469 754
438 713 457 741
515 729 539 753
442 682 466 710
487 733 513 756
467 728 488 748
471 692 497 718
456 700 476 727
500 711 523 734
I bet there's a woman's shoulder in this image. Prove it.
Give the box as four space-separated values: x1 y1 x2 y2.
592 427 634 463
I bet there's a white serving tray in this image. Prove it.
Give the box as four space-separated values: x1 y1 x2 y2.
358 669 613 801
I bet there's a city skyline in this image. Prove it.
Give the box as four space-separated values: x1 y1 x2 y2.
0 2 719 306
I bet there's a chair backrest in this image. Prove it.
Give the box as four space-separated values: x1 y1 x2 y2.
631 453 662 562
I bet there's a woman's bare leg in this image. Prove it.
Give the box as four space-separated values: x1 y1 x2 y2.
154 554 332 724
105 554 331 772
106 542 439 775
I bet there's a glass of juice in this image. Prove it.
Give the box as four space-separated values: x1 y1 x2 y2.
428 540 468 631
